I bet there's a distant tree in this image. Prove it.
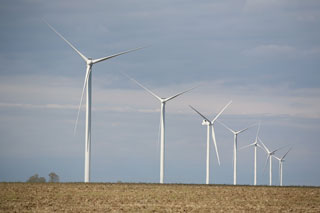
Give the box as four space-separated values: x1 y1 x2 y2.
27 174 46 183
38 177 46 182
48 172 59 183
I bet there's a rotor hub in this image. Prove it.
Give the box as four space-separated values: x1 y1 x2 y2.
87 58 93 66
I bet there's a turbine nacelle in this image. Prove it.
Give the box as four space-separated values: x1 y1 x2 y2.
270 151 277 155
161 99 167 103
86 58 93 66
202 120 211 126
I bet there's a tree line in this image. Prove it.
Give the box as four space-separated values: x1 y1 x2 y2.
26 172 59 183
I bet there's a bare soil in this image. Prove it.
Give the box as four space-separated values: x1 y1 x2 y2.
1 183 319 212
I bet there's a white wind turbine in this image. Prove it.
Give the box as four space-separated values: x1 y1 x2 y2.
46 22 144 183
240 122 262 185
189 101 232 185
274 147 292 186
128 77 195 184
218 121 255 185
259 138 283 186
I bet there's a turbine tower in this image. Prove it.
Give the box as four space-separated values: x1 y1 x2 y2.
189 101 232 184
128 77 195 184
259 138 283 186
46 22 143 183
274 147 292 186
240 122 262 185
218 121 254 185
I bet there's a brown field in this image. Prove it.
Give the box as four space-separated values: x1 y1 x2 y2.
1 183 320 212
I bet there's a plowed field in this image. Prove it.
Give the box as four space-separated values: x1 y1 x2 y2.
1 183 319 212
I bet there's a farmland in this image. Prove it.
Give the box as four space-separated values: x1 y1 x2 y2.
1 183 319 212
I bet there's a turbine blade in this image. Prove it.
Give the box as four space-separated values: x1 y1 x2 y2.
263 155 270 172
237 123 256 134
45 20 88 63
271 145 288 155
164 86 198 102
212 100 232 123
189 105 211 122
127 75 162 102
74 66 91 134
256 143 264 151
92 46 145 64
282 147 293 160
211 126 220 165
259 138 270 154
274 156 281 161
217 120 235 134
239 142 255 150
256 121 261 140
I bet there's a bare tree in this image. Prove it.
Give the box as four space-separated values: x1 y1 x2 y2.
48 172 59 183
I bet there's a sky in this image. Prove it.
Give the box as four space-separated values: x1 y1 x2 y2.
0 0 320 186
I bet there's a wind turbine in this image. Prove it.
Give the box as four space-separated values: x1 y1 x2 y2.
240 122 261 185
46 21 144 183
274 147 292 186
259 138 283 186
127 77 195 184
218 121 255 185
189 101 232 184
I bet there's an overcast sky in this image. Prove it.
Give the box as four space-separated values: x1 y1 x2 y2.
0 0 320 186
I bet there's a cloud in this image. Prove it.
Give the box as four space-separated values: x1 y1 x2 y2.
1 74 320 119
244 0 283 10
0 102 76 110
303 47 320 56
244 0 298 13
243 44 298 59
